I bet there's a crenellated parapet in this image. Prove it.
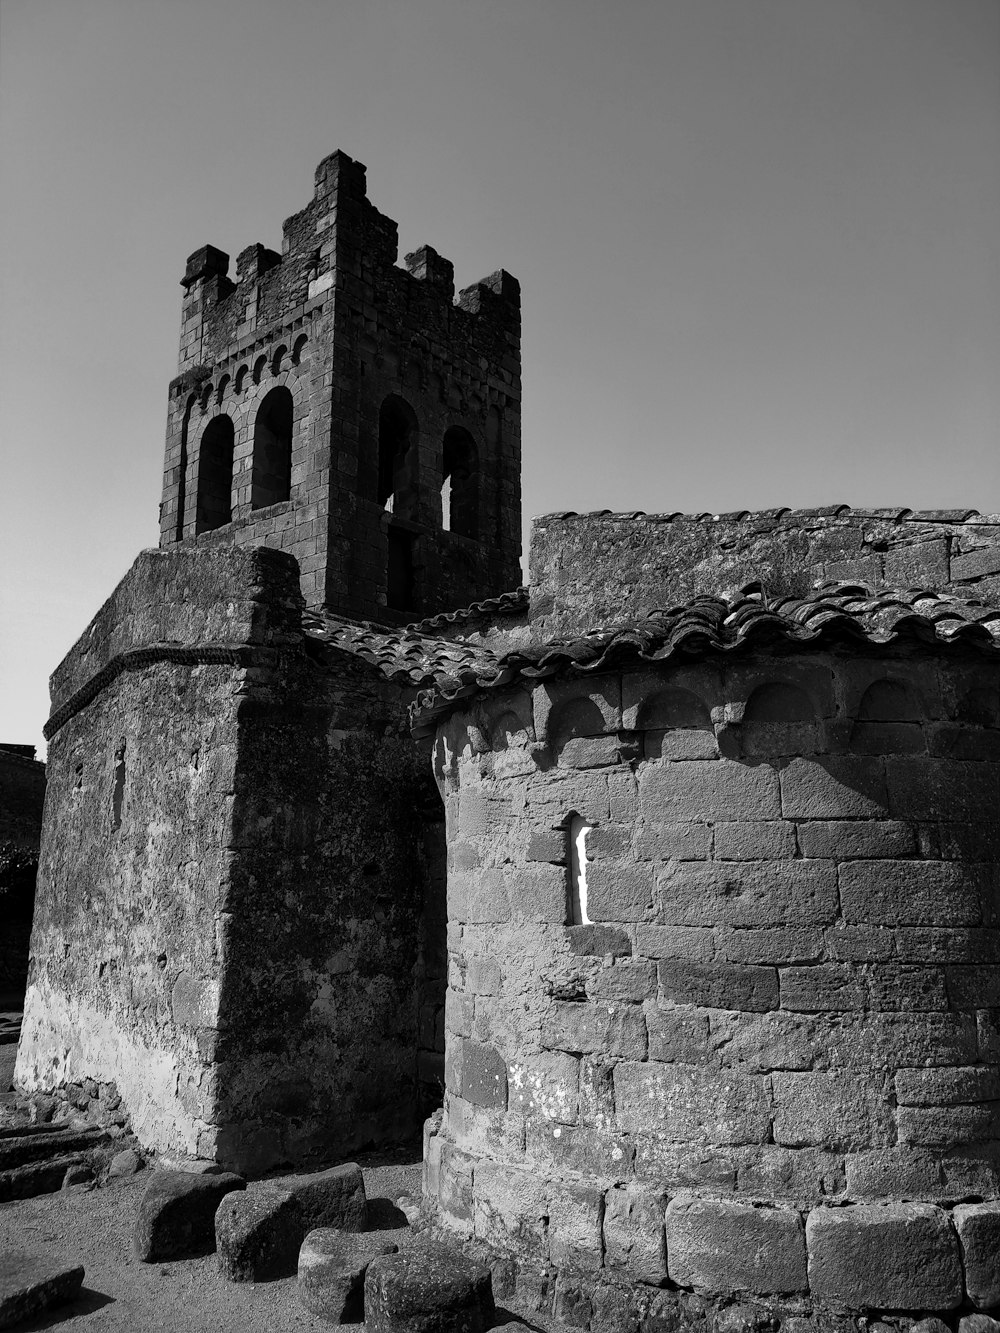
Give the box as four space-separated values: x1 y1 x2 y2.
161 150 521 622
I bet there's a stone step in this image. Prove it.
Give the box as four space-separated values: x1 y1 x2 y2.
0 1126 107 1169
0 1120 63 1141
0 1155 86 1203
0 1252 84 1328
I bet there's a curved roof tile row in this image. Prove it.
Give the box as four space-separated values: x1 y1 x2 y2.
539 506 993 525
302 583 1000 737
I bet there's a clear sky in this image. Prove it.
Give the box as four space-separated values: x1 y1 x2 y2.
2 0 998 755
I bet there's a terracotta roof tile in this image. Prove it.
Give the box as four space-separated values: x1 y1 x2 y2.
405 583 1000 734
538 506 994 527
302 585 1000 735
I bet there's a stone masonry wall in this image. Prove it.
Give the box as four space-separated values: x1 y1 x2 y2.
17 544 446 1172
0 746 46 850
161 152 522 621
206 648 445 1173
427 645 1000 1317
530 508 1000 637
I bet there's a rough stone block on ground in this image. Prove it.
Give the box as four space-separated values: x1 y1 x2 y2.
959 1318 1000 1333
0 1252 84 1328
215 1184 303 1282
806 1202 962 1310
284 1161 367 1231
954 1202 1000 1310
365 1242 495 1332
665 1195 806 1295
298 1228 399 1322
134 1169 246 1261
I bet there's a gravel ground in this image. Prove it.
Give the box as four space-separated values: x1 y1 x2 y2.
0 1010 559 1331
0 1146 560 1331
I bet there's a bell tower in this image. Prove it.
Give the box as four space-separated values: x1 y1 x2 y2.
159 151 522 622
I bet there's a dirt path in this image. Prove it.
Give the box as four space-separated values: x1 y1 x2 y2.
0 1152 561 1331
0 1154 425 1332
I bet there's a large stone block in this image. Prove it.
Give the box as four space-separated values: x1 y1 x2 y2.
0 1254 85 1328
526 1121 633 1181
634 822 713 861
714 820 797 861
542 1001 647 1060
954 1202 1000 1309
603 1184 667 1284
806 1203 962 1310
465 864 566 924
567 923 631 956
736 1145 846 1202
614 1063 771 1145
897 927 1000 963
587 959 656 1003
473 1159 548 1259
656 861 838 928
283 1162 367 1232
586 861 655 922
665 1195 806 1295
825 925 895 962
796 819 915 860
885 758 1000 823
639 760 781 823
657 958 778 1012
947 964 1000 1008
365 1243 495 1333
507 1050 579 1123
646 1006 710 1063
779 757 889 819
459 1040 508 1110
134 1170 246 1261
633 924 714 961
298 1228 399 1323
846 1145 1000 1202
216 1185 303 1282
548 1182 605 1272
772 1071 893 1151
779 964 866 1012
897 1104 997 1148
839 860 985 927
719 927 823 966
895 1066 1000 1106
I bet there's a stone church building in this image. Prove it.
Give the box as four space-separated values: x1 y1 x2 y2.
16 153 1000 1320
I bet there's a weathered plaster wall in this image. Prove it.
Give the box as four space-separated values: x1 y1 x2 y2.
427 645 1000 1317
18 543 446 1172
17 658 240 1150
529 508 1000 637
17 543 300 1151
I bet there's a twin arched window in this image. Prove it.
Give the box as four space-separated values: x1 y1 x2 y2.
194 387 293 532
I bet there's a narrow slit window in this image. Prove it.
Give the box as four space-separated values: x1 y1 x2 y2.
110 742 126 832
568 814 593 926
